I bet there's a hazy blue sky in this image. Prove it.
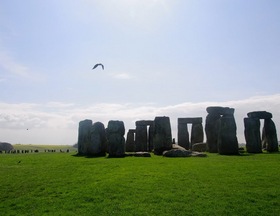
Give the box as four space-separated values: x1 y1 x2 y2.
0 0 280 145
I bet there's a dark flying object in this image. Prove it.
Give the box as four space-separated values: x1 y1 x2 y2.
92 63 104 70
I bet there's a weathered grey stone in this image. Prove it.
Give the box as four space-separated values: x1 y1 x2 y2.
163 149 207 157
192 142 207 152
88 122 107 156
205 113 220 153
191 123 204 145
191 151 207 157
135 120 154 126
177 121 190 149
244 118 262 153
218 116 239 155
135 124 148 152
247 111 272 119
163 149 192 157
107 120 125 157
125 129 135 152
0 142 14 151
172 144 187 150
206 106 234 115
77 119 92 155
134 120 154 152
263 119 279 152
153 116 172 155
178 117 202 124
148 124 154 152
134 152 151 157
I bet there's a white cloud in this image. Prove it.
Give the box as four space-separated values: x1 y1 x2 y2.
0 94 280 145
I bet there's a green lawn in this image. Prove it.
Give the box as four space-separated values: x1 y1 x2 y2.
0 152 279 215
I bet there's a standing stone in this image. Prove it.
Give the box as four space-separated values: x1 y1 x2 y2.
126 129 136 152
177 121 190 149
77 119 92 155
191 123 204 146
148 124 154 152
107 120 125 157
135 121 148 152
88 122 107 156
153 116 172 155
263 119 279 152
218 116 239 155
205 113 220 153
244 118 262 153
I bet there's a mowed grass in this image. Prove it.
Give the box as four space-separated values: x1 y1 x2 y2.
0 152 279 216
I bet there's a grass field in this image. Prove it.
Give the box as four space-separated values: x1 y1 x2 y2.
0 151 279 216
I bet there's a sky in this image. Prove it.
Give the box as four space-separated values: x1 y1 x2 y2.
0 0 280 145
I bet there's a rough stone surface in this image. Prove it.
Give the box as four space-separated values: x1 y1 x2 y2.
191 123 204 145
148 124 154 152
192 142 207 152
191 151 207 157
177 122 190 149
134 152 151 157
178 117 202 124
135 120 154 126
0 142 14 151
135 124 148 152
205 113 220 153
263 119 279 152
153 116 172 155
88 122 107 156
77 119 92 155
206 106 235 115
218 116 239 155
172 144 187 150
244 118 262 153
247 111 273 119
125 129 135 152
163 149 207 157
107 120 126 157
163 149 192 157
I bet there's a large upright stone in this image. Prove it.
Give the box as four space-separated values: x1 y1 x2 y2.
153 116 172 155
205 113 220 153
126 129 135 152
177 121 190 149
135 121 148 152
107 120 125 157
88 122 107 156
244 118 262 153
191 123 204 146
148 124 154 152
263 119 279 152
77 119 92 155
218 116 239 155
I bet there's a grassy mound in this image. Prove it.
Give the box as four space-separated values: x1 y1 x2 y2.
0 152 279 215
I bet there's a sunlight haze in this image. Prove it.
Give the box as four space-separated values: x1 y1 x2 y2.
0 0 279 145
